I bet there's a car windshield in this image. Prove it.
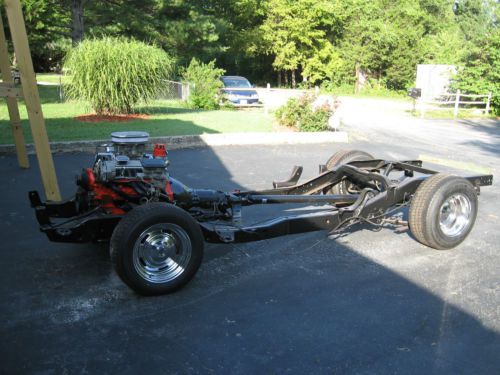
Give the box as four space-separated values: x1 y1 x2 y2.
222 77 252 88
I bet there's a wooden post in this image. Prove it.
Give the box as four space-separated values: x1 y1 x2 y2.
453 89 460 118
485 92 492 115
264 83 271 115
0 9 29 168
58 74 63 102
4 0 61 201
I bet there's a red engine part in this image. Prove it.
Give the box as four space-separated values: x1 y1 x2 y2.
84 168 139 215
165 180 174 202
153 143 167 158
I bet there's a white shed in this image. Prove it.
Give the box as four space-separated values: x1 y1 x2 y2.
415 64 456 100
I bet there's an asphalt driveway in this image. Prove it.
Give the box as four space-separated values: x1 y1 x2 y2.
1 120 499 374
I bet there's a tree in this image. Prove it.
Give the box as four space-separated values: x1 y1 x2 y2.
19 0 71 71
260 0 343 87
18 0 161 71
10 0 498 97
453 5 499 114
156 1 227 68
453 0 496 42
337 0 461 90
70 0 84 45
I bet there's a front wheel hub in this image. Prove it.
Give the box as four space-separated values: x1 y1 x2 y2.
133 223 192 283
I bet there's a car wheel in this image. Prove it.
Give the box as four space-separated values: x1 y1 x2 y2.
409 174 478 249
110 203 204 295
325 149 374 194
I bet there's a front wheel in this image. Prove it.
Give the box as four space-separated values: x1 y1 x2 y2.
409 174 478 250
325 149 374 194
110 203 204 295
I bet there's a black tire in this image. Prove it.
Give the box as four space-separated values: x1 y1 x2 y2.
326 149 374 194
110 203 204 295
409 174 478 250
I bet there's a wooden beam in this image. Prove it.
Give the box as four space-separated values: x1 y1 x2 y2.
0 9 29 168
0 82 23 97
4 0 61 200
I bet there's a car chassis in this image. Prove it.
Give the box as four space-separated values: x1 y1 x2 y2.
29 132 493 295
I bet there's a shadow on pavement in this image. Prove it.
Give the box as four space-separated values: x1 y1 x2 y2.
0 145 498 374
457 119 500 157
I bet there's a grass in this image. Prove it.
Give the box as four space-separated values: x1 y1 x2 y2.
408 108 495 119
321 84 410 101
0 86 273 144
35 73 69 85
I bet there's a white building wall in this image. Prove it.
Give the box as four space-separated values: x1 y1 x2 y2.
416 64 456 100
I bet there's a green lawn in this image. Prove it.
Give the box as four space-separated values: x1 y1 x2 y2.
322 84 410 101
35 73 69 84
0 86 273 144
408 108 495 119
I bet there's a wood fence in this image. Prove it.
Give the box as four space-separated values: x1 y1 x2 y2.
418 90 492 118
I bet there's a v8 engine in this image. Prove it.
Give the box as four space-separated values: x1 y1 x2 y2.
75 131 174 214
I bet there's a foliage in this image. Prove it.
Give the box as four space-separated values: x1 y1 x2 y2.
63 37 174 115
275 94 334 132
15 0 500 98
453 27 500 115
260 0 344 85
299 105 332 132
19 0 72 71
337 0 460 90
275 97 302 128
453 0 497 43
321 81 407 99
181 59 225 110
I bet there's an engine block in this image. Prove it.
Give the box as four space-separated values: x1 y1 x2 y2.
92 131 169 184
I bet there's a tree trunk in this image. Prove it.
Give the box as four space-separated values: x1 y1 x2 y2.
354 62 359 94
277 70 281 87
71 0 85 45
284 71 289 87
291 69 296 89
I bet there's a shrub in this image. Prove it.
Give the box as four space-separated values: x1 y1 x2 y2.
64 37 174 115
275 97 304 128
275 93 335 132
181 59 225 110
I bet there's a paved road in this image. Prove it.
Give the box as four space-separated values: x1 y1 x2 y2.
340 97 499 168
1 124 499 373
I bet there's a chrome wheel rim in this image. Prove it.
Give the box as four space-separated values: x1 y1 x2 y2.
133 223 192 283
439 194 472 237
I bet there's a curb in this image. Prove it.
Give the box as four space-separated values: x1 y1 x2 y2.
0 131 348 155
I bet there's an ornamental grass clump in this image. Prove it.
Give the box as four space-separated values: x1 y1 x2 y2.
64 37 174 115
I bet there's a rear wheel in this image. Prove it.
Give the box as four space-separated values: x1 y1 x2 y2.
409 174 478 250
110 203 204 295
326 149 374 194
